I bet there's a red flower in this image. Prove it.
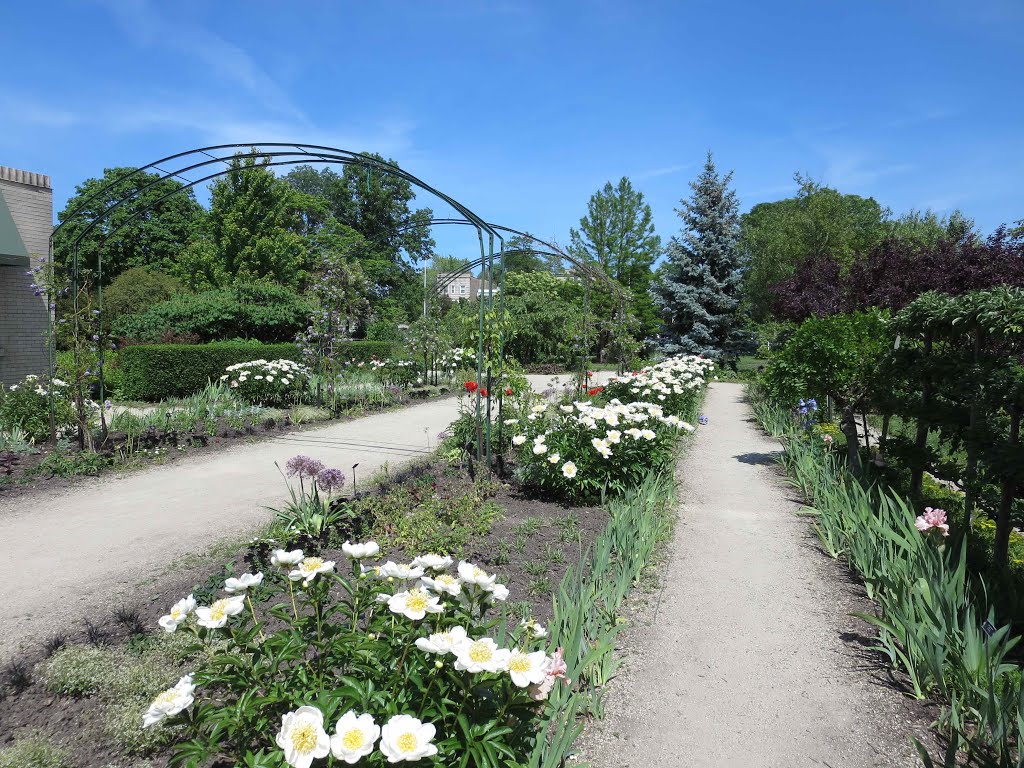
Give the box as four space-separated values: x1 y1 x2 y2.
586 371 594 378
480 388 489 397
464 381 478 393
505 387 513 396
587 387 605 395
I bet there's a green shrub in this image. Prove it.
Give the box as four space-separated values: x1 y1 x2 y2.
114 281 311 343
0 730 73 768
39 645 122 696
118 342 301 400
103 267 185 323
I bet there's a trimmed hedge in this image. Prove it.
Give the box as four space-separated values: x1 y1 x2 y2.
119 341 393 401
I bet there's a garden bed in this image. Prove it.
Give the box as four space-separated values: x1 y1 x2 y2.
0 459 604 768
0 392 453 502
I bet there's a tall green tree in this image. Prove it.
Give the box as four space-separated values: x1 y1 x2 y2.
569 177 661 343
651 152 745 357
741 175 889 320
54 168 204 285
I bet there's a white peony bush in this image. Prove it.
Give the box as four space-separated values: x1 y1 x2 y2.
146 548 567 766
221 358 310 406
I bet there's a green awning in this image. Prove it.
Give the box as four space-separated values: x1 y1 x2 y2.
0 192 30 267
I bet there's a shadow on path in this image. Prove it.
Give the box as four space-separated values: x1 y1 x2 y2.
732 451 781 466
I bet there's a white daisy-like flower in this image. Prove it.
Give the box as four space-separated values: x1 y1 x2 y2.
158 594 197 633
414 625 468 655
272 548 304 567
195 595 246 629
330 711 380 764
388 588 444 620
342 541 380 559
420 573 462 596
276 706 331 768
454 637 511 673
379 561 425 581
457 560 497 589
289 556 336 586
142 674 196 728
379 714 438 763
224 572 264 593
411 554 453 571
506 649 550 688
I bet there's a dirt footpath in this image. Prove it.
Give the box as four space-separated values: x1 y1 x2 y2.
580 382 933 767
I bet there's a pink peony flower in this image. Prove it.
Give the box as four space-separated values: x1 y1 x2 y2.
915 507 949 537
527 647 570 701
822 434 833 446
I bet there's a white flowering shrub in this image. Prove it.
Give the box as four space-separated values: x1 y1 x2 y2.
508 398 695 501
221 359 310 407
368 358 421 388
604 354 715 416
0 374 82 442
150 549 566 767
436 348 476 376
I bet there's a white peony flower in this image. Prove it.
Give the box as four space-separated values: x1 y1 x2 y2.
511 434 527 446
276 706 331 768
547 452 560 464
506 649 550 688
224 572 264 593
410 554 453 571
641 429 656 441
457 560 497 589
532 442 548 455
379 714 438 763
520 618 548 639
142 674 196 728
272 548 304 567
419 573 462 596
559 405 573 413
289 556 336 586
195 596 246 629
605 430 621 444
388 588 444 620
342 541 380 559
502 418 519 425
486 583 510 602
380 561 426 581
415 625 468 655
330 711 380 764
561 461 578 479
158 594 196 633
454 637 511 673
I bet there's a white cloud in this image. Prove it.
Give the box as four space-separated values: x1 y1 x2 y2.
634 162 694 180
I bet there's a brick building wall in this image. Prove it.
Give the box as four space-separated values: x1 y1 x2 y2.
0 166 52 385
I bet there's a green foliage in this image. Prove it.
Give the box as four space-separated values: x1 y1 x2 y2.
503 272 587 365
0 730 74 768
102 266 185 323
114 280 312 344
119 342 302 401
31 446 111 478
53 167 204 286
741 174 889 320
0 374 78 442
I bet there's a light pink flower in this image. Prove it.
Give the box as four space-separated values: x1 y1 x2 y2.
527 647 570 701
822 434 833 446
915 507 949 537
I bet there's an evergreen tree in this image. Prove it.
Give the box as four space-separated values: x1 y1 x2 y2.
651 152 745 357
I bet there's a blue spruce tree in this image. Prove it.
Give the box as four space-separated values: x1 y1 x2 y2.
651 152 745 358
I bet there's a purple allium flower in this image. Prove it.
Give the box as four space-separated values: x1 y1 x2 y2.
437 430 452 440
316 467 346 492
698 414 709 425
286 454 326 478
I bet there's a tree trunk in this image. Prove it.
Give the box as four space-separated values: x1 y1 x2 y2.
964 330 983 539
993 406 1020 567
840 404 862 474
910 333 934 499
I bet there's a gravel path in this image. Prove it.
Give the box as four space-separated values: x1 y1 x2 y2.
0 397 460 662
580 382 930 767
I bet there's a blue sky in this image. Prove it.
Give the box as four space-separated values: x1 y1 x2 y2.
2 0 1022 260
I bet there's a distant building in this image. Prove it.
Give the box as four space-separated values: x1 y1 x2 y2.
436 272 498 300
0 166 52 385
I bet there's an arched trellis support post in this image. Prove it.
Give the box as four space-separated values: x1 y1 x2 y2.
48 144 503 461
